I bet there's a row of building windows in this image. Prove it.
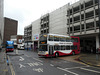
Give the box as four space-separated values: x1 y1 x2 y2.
41 23 49 29
41 29 49 34
67 21 99 33
40 15 49 24
40 14 49 34
67 10 98 24
67 0 98 15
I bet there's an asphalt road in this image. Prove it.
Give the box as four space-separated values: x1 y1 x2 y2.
7 50 100 75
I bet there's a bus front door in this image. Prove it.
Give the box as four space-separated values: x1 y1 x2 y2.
49 46 54 55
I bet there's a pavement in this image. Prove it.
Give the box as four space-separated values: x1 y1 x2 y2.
0 48 8 75
79 53 100 67
59 53 100 67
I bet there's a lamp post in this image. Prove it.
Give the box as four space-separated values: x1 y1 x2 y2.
96 0 100 60
98 0 100 47
98 0 100 50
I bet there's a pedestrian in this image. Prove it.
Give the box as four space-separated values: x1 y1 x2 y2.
91 47 93 53
96 48 99 54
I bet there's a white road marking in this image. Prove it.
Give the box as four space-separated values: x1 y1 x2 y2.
27 62 43 67
80 68 100 73
19 64 26 68
65 66 90 70
32 57 43 62
50 64 54 67
33 68 43 72
19 57 24 61
57 67 79 75
64 74 67 75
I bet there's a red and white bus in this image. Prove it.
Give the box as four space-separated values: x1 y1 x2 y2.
38 34 80 57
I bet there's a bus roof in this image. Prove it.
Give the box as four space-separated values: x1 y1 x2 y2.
6 41 14 44
48 33 70 37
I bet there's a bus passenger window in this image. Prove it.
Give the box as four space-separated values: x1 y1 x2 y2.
60 37 66 42
66 37 71 42
54 46 60 50
61 46 66 50
66 46 70 50
54 36 59 41
49 35 54 41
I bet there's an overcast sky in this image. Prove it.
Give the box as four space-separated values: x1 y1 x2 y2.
4 0 79 35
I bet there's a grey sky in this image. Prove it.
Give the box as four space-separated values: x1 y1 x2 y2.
4 0 79 35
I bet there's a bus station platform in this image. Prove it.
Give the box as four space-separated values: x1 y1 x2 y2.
59 53 100 67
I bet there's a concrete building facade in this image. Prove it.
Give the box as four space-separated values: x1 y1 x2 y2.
24 0 100 53
0 0 4 45
24 5 68 51
67 0 99 53
24 25 32 41
3 17 18 45
49 5 67 35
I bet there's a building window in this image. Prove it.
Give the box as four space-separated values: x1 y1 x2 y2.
70 27 72 33
74 25 80 32
95 0 98 4
85 11 94 19
95 9 99 16
85 0 93 9
73 6 79 13
70 9 72 15
81 14 84 20
86 22 94 30
82 24 84 31
81 4 84 10
74 16 80 23
70 18 72 23
96 21 99 28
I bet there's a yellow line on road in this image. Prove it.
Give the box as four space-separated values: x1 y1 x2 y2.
8 56 15 75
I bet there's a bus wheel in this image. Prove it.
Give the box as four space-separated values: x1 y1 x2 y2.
72 51 75 55
55 53 59 57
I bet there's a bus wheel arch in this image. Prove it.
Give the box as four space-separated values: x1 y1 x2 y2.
55 52 59 57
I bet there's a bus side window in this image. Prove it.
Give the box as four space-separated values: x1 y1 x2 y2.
66 37 71 42
54 36 59 41
49 35 54 41
54 45 60 50
66 46 70 50
61 46 66 50
60 37 66 42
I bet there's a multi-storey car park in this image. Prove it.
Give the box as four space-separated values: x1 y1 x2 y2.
24 0 100 53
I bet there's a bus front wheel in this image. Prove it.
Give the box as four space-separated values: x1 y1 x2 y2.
55 53 59 57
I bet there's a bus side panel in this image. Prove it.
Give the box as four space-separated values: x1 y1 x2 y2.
54 51 72 56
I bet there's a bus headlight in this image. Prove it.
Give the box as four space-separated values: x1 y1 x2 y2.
45 52 48 54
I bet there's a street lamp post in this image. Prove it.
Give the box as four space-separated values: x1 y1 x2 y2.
98 0 100 51
96 0 100 60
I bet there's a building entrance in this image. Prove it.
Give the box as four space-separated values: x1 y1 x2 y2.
80 37 96 53
34 41 38 52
